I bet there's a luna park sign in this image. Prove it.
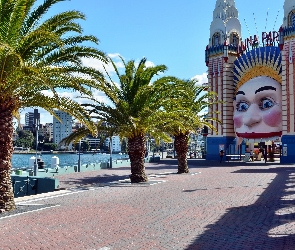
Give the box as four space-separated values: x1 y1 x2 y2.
239 30 280 52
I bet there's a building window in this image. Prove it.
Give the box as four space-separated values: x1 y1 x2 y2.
288 10 295 27
230 32 239 46
212 32 220 46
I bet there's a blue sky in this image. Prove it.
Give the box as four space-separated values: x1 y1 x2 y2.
22 0 285 124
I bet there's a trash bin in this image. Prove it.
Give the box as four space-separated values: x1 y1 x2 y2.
15 169 22 175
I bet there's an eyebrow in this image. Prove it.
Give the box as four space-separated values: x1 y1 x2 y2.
236 91 245 95
255 86 276 94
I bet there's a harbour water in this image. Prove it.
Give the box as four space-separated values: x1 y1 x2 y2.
12 153 129 169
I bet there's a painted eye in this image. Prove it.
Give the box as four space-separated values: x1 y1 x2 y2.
259 98 274 110
236 101 249 112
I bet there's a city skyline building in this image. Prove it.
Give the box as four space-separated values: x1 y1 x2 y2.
104 136 121 153
24 109 40 132
39 123 53 142
53 110 73 149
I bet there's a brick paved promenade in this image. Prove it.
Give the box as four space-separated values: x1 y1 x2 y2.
1 159 295 249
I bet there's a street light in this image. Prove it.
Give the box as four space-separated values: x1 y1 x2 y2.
33 116 40 176
78 139 81 172
109 136 112 168
76 122 82 172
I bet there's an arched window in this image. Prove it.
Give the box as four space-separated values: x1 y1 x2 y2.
215 35 219 45
212 32 220 46
288 10 295 27
292 13 295 26
230 32 239 46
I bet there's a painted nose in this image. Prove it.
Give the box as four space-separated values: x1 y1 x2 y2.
243 104 262 127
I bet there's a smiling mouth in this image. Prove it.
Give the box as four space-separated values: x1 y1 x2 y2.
236 131 282 139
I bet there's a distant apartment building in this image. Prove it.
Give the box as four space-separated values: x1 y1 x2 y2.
104 135 121 153
85 135 101 150
39 123 53 142
72 121 83 131
53 110 73 149
24 109 40 132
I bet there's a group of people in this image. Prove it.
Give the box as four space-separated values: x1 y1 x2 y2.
190 151 201 159
219 147 268 163
249 148 267 163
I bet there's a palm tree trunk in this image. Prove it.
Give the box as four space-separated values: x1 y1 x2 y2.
174 133 189 174
128 135 148 183
0 103 16 212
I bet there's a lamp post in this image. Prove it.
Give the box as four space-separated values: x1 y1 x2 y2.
109 136 112 168
33 116 40 176
78 139 81 172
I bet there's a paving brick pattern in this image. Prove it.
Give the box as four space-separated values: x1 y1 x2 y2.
1 159 295 249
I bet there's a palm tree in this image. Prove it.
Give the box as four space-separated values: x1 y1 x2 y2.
91 57 177 182
0 0 107 212
153 79 220 173
63 56 178 183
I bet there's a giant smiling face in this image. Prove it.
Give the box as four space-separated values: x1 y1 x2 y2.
233 76 282 139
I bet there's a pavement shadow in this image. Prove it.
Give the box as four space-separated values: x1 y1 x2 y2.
153 158 284 170
187 159 284 168
58 159 285 189
185 166 295 249
58 171 131 189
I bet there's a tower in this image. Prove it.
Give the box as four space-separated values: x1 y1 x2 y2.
205 0 241 160
53 110 73 149
24 109 40 132
280 0 295 163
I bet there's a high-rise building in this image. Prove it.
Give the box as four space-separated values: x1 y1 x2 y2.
53 110 73 149
24 109 40 131
105 135 121 153
39 123 53 142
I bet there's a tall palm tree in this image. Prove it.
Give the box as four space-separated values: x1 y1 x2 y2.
0 0 107 212
63 56 179 183
153 79 220 173
91 57 177 182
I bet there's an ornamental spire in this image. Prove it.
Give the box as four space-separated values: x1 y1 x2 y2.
213 0 237 22
209 0 241 47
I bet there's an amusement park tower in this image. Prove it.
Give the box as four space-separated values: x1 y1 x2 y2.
205 0 241 160
205 0 295 163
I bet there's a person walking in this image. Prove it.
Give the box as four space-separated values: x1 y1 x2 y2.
264 150 267 163
219 150 224 163
250 150 254 162
259 147 267 163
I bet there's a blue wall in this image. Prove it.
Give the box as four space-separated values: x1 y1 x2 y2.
206 136 236 161
280 135 295 164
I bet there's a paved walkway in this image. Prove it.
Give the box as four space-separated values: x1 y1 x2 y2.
1 159 295 249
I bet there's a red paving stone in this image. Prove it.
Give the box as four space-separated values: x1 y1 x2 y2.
1 159 295 249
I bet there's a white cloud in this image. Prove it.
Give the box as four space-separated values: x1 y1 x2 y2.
138 59 155 68
191 72 208 86
108 53 122 59
81 53 125 77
